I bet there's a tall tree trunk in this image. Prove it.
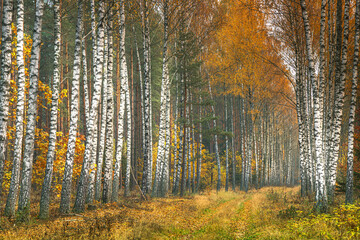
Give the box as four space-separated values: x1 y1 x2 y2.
196 96 203 192
180 80 187 197
120 0 132 198
225 95 229 192
103 15 114 202
173 84 179 189
90 32 108 203
191 94 196 193
59 0 83 214
133 26 145 169
208 81 221 191
345 0 360 204
300 0 327 211
73 0 105 213
37 0 61 219
112 1 127 202
328 0 350 201
245 91 253 192
4 0 23 217
17 0 44 216
142 0 153 194
0 0 13 200
160 83 171 197
231 96 236 191
153 0 169 197
124 55 132 197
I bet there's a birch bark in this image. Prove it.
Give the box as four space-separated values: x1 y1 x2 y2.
0 0 13 199
328 0 350 201
112 1 127 201
345 0 360 204
74 0 105 213
300 0 327 210
5 0 24 217
59 0 83 213
18 0 44 215
38 0 61 218
153 0 169 197
103 16 114 202
208 81 221 191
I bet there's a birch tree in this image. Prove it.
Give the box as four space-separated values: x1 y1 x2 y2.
103 11 114 202
90 32 108 203
74 0 105 213
4 0 24 217
38 0 61 219
328 0 350 201
345 0 360 204
123 4 132 197
112 0 127 202
153 0 170 197
0 0 13 200
142 0 153 194
59 0 83 214
300 0 327 210
17 0 44 216
208 81 221 191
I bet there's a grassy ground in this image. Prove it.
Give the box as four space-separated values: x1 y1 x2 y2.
0 186 359 239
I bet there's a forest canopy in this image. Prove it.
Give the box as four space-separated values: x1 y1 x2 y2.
0 0 358 230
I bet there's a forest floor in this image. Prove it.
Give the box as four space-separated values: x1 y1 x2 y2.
0 186 359 239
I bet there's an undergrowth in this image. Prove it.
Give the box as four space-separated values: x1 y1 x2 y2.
0 187 359 239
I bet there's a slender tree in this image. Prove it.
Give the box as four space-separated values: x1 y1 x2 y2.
17 0 44 217
112 0 127 202
103 10 114 202
74 0 105 213
0 0 13 200
153 0 170 197
142 0 153 194
300 0 327 211
4 0 25 217
38 0 61 219
345 0 360 204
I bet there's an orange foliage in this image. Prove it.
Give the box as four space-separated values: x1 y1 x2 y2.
3 23 85 200
204 0 294 121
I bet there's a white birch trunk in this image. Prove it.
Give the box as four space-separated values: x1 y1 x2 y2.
162 84 171 196
112 2 127 201
153 0 169 196
328 0 350 201
231 96 236 191
300 0 327 210
141 0 153 194
119 0 132 198
208 81 221 191
89 32 108 204
38 0 61 219
4 0 24 217
18 0 44 215
225 95 229 192
59 0 83 214
103 16 114 202
345 0 360 204
0 0 13 199
74 0 105 213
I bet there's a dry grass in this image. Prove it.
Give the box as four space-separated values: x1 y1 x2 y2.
1 186 357 239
